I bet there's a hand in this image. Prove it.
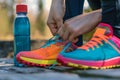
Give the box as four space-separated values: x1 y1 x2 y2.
47 0 65 35
58 10 102 42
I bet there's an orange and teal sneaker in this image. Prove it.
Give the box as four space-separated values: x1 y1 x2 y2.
57 23 120 69
16 35 77 67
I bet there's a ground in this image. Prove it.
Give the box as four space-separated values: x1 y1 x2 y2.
0 58 120 80
0 41 120 80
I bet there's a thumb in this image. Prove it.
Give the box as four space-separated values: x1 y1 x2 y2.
56 19 63 29
48 24 57 35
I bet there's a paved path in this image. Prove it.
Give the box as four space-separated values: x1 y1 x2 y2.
0 58 120 80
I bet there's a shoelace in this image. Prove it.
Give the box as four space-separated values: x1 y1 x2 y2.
48 62 58 69
47 42 77 69
80 35 109 50
42 34 61 48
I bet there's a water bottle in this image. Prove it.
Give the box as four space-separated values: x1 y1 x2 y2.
14 4 31 67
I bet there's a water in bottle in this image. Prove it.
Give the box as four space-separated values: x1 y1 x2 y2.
14 4 31 67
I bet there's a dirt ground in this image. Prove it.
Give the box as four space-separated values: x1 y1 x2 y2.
0 58 120 80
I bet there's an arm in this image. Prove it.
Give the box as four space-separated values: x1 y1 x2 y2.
58 9 102 41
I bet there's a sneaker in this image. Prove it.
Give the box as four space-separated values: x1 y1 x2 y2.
16 35 77 67
57 23 120 69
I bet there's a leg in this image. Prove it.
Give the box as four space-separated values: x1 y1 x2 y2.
64 0 84 46
101 0 120 38
64 0 84 20
87 0 101 10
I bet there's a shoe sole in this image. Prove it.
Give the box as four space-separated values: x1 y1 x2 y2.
57 54 120 69
17 56 58 67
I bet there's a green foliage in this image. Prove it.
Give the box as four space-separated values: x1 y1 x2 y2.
0 8 10 36
36 0 46 35
84 7 92 13
83 29 95 42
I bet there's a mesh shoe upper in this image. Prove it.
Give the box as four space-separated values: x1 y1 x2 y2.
59 23 120 61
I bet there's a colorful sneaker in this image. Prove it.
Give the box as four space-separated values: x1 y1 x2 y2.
16 35 77 67
57 23 120 69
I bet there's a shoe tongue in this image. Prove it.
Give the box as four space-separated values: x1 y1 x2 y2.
94 23 113 36
93 28 106 36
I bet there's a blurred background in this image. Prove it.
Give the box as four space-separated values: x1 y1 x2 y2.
0 0 91 58
0 0 90 40
0 0 52 40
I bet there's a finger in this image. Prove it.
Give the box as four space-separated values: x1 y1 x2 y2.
57 26 64 38
69 32 78 42
72 38 79 43
56 19 63 29
48 24 57 35
63 30 70 40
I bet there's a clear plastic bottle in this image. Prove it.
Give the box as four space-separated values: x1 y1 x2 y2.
14 4 31 67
